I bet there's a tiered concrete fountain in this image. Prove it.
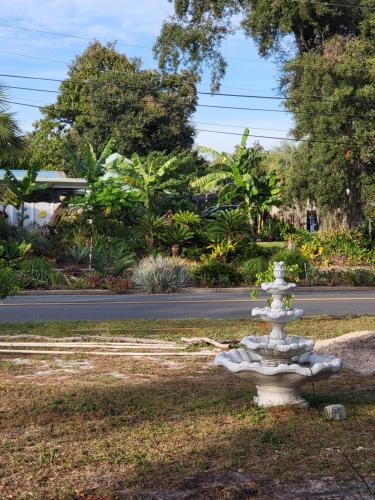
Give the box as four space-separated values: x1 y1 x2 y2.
215 261 342 408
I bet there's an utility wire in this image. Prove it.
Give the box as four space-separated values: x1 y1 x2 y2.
2 99 366 147
2 76 375 108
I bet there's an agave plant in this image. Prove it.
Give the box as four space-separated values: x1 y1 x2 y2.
0 240 32 262
133 255 192 293
69 245 89 264
162 225 194 256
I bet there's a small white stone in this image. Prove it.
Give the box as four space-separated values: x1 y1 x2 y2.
324 404 347 420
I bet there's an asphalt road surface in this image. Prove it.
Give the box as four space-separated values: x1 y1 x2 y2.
0 289 375 323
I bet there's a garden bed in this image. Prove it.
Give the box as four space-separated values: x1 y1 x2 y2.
0 318 374 497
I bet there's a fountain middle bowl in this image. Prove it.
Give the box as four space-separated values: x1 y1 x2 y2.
240 335 315 364
251 306 304 324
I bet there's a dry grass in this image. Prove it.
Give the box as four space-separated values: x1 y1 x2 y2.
0 318 374 498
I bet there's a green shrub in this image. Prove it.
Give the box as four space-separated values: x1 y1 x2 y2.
0 264 19 300
17 257 63 289
133 256 192 293
242 257 268 285
318 268 375 286
270 249 309 278
259 218 295 241
193 261 241 287
0 240 32 262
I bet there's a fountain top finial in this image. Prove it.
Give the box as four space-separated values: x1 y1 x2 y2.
273 261 285 280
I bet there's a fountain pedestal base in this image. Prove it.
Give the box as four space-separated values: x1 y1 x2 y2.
254 385 308 408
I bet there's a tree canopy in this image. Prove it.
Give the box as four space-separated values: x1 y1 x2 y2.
26 41 198 171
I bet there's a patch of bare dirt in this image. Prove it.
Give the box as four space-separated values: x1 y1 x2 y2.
316 331 375 375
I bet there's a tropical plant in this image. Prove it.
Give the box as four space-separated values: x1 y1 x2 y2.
172 210 201 228
85 177 139 218
116 153 177 210
191 129 281 227
0 84 24 163
207 208 251 242
242 257 268 285
207 239 238 263
162 225 194 256
65 138 117 183
17 257 62 289
193 261 241 287
0 264 19 300
2 166 49 228
133 213 168 252
92 245 135 277
69 245 89 264
133 255 192 293
0 240 31 262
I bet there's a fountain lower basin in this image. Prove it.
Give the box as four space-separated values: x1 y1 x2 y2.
215 349 342 407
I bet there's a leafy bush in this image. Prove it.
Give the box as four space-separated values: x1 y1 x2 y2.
242 257 268 285
259 217 295 241
69 245 89 264
0 264 19 299
133 256 192 293
193 261 241 287
0 240 32 262
93 244 135 277
17 257 63 289
207 240 238 262
162 225 193 246
208 209 251 242
172 210 201 227
270 249 309 278
317 268 375 286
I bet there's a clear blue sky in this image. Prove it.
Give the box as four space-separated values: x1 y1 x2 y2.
0 0 294 153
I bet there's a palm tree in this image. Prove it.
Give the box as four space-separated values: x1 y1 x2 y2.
191 129 281 228
0 84 24 163
116 153 177 210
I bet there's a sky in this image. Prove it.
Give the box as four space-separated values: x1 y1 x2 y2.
0 0 294 153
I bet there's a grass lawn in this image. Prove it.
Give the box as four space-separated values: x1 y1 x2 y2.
0 317 374 497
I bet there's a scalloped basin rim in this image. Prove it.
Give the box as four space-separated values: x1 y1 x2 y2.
240 335 315 353
215 349 343 376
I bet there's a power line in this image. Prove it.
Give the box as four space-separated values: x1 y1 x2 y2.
3 99 367 147
2 76 375 108
193 121 291 133
0 50 67 64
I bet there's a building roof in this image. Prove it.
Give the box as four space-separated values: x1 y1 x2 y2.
0 170 88 189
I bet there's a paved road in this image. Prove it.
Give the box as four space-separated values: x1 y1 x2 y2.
0 289 374 323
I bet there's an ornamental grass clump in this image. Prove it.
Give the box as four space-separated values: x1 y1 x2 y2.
132 255 192 294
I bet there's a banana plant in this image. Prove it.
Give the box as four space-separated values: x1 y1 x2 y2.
116 153 177 210
3 167 50 228
64 138 117 184
191 128 281 227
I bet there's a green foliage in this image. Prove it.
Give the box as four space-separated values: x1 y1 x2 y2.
193 261 241 287
207 208 251 242
17 257 62 289
0 264 19 299
270 249 309 278
0 84 24 163
172 210 201 227
207 240 238 262
134 213 168 252
133 255 192 293
162 225 193 246
85 178 140 218
69 245 89 264
0 240 31 262
191 130 282 228
115 153 177 210
65 138 117 182
259 217 295 242
242 257 268 285
34 42 196 167
92 244 135 277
